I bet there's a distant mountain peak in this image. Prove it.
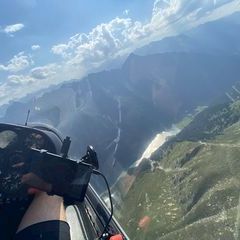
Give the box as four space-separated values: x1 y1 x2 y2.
122 53 140 68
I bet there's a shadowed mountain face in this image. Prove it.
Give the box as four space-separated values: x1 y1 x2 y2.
2 52 240 186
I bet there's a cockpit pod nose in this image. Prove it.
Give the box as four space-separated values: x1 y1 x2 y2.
0 122 69 204
27 122 64 154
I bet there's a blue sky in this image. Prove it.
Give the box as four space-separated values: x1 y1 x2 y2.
0 0 240 105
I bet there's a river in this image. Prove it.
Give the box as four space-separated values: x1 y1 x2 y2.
135 126 180 167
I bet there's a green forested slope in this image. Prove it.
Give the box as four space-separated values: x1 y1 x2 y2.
119 101 240 240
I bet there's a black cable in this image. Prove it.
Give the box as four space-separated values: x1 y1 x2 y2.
24 110 30 126
93 170 114 239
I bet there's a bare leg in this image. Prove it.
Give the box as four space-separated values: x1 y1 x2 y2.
17 192 66 233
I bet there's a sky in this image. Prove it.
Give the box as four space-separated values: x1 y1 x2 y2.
0 0 240 106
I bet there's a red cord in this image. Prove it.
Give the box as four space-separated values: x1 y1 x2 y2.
109 234 124 240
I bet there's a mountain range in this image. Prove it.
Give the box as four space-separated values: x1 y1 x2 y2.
135 12 240 56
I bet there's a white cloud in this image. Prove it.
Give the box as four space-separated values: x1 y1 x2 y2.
51 44 70 58
31 45 40 51
0 52 34 73
8 74 35 85
4 23 24 34
51 17 151 73
30 64 58 79
0 76 36 104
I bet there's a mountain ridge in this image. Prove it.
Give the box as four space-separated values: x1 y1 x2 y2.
135 12 240 56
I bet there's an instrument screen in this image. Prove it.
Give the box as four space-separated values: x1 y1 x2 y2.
0 130 18 149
